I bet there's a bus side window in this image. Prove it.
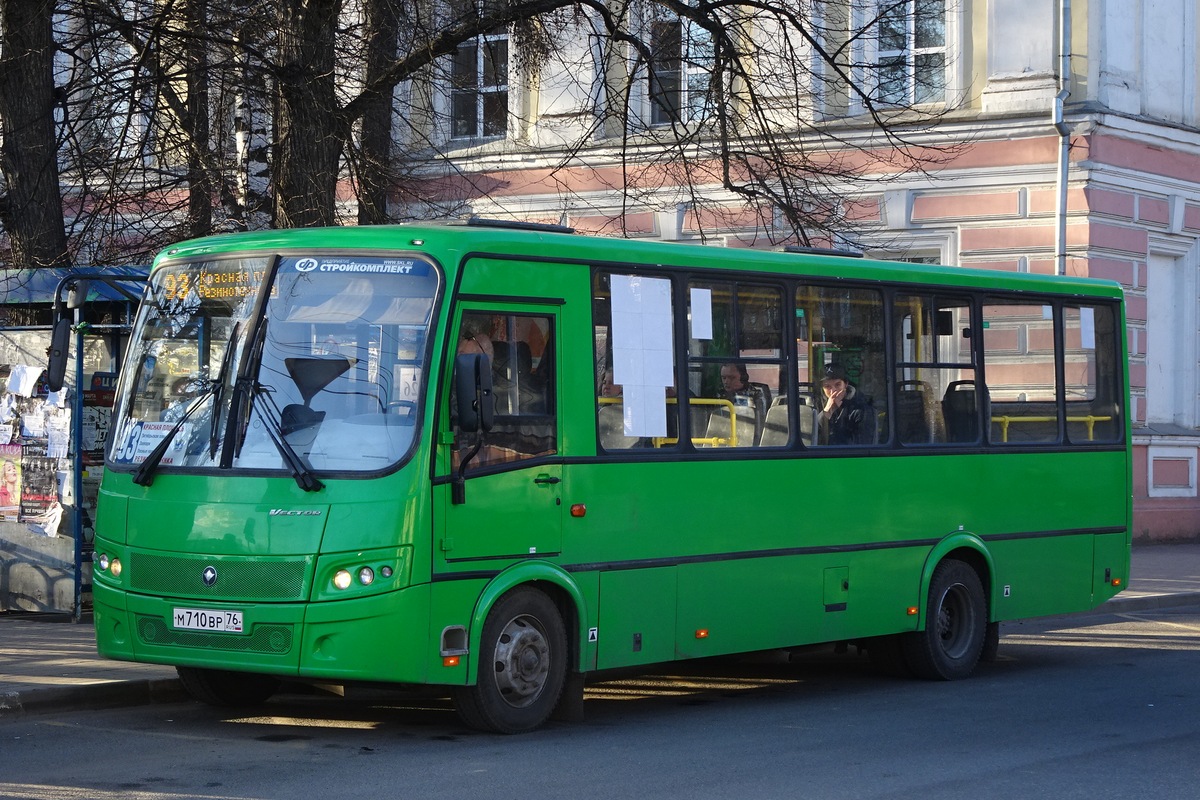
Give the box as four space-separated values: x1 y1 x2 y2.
455 311 556 469
981 301 1058 444
1064 304 1123 444
686 280 784 449
799 284 886 447
593 272 679 451
894 295 974 445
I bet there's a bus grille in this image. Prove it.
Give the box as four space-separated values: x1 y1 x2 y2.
136 615 294 654
129 553 310 601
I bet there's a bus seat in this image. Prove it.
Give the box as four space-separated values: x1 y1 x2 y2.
943 380 986 443
598 403 639 450
795 394 818 446
703 403 760 447
796 382 817 409
493 340 533 382
760 402 790 447
897 380 945 444
750 382 773 409
688 397 712 441
492 341 538 414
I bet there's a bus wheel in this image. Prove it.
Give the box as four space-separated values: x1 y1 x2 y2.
455 587 567 734
902 559 986 680
177 667 280 707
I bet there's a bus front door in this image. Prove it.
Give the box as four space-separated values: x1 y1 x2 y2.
437 308 563 562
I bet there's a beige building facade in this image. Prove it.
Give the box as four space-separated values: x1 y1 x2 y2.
407 0 1200 540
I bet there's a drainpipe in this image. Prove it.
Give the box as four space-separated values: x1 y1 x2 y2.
1054 0 1072 276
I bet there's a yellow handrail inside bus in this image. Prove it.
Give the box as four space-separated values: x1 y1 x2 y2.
991 415 1113 442
598 396 739 447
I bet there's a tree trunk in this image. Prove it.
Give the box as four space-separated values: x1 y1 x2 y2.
0 0 69 268
357 0 400 225
185 0 213 238
273 0 343 228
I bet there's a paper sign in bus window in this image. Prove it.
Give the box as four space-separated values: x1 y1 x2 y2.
1080 307 1095 349
690 288 713 340
610 274 674 437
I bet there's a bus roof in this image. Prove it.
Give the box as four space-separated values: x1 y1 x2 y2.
155 222 1125 300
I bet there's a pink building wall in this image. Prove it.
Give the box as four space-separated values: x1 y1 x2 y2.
442 127 1200 541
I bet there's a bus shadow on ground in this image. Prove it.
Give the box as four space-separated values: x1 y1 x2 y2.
204 614 1200 737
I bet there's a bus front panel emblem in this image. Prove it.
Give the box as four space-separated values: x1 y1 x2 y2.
202 566 218 587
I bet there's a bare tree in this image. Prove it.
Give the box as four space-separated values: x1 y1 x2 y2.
0 0 70 268
0 0 959 267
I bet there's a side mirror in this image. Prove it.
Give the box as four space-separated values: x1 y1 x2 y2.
46 318 72 392
67 279 90 309
455 353 494 433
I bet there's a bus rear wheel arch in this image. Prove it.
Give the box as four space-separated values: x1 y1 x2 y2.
454 586 568 733
902 558 987 680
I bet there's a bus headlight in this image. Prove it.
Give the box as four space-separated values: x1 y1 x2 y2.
96 554 122 578
315 547 410 600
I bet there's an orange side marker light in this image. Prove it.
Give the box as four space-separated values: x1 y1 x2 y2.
906 606 920 616
570 504 587 518
695 629 709 639
443 656 460 667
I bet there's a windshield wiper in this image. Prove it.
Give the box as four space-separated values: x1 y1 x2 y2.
131 382 218 487
243 381 324 493
209 321 241 460
133 321 242 487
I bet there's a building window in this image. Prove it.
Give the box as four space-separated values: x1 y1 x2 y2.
449 1 509 139
647 6 714 125
857 0 946 106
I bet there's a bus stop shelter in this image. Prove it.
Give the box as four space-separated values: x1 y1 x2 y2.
0 267 146 617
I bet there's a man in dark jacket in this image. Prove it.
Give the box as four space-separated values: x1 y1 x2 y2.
817 362 876 445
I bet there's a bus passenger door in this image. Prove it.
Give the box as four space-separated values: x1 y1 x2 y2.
436 307 562 562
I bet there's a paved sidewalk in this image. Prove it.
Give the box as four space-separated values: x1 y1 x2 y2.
3 542 1199 718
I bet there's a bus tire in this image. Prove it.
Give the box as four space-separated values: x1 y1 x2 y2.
902 559 986 680
455 587 567 734
176 666 280 707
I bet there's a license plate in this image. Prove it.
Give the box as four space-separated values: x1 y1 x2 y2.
172 607 244 634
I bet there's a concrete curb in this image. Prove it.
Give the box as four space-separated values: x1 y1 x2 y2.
0 678 185 718
1097 591 1200 614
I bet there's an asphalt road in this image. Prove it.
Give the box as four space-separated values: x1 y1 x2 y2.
2 606 1198 800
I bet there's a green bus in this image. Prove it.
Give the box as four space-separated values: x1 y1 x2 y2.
87 219 1130 733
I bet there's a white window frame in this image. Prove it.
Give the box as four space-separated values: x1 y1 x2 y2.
1145 238 1200 429
850 0 952 110
446 1 511 141
1148 445 1199 498
640 1 715 127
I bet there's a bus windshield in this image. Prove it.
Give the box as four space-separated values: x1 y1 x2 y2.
109 253 440 475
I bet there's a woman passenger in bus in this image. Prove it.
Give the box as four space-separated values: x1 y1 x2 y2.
599 368 621 397
817 362 876 445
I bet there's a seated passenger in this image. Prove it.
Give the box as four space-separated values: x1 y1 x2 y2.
718 361 768 444
719 362 768 408
599 368 622 398
817 362 876 445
